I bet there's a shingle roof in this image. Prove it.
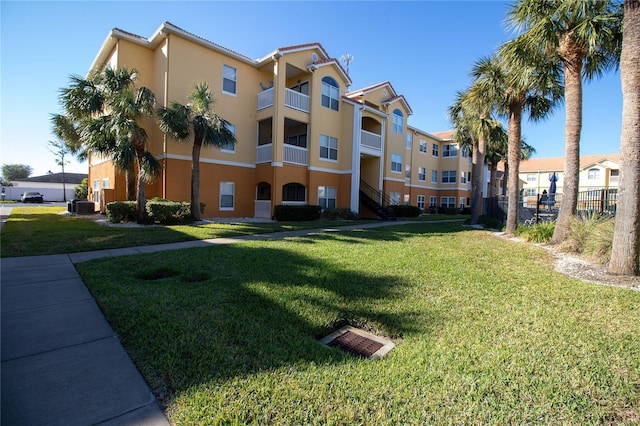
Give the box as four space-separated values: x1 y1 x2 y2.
23 173 87 184
430 130 455 140
519 154 620 173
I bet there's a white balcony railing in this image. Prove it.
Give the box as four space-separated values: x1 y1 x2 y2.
258 88 274 110
256 144 272 163
284 144 308 165
361 130 382 151
285 88 310 112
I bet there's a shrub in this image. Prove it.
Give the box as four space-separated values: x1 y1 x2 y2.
106 201 137 223
146 200 192 224
274 205 322 221
75 178 88 199
322 207 357 220
389 205 420 218
437 206 459 215
518 221 555 243
564 213 615 264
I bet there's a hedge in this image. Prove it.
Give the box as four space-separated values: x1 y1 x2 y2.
389 204 420 218
105 199 206 224
274 205 322 221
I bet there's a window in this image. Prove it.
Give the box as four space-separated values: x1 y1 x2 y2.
406 132 412 149
432 143 439 157
405 164 411 179
318 186 336 210
467 172 471 182
221 123 236 152
462 145 469 158
220 182 234 210
525 188 536 196
611 169 619 177
321 76 339 111
459 197 466 209
417 195 425 210
418 167 426 181
431 170 438 183
392 109 404 134
442 170 456 183
319 135 338 160
460 171 466 184
390 191 401 205
283 183 306 202
440 196 456 208
443 144 458 157
430 196 437 207
527 174 537 182
102 178 109 189
222 65 237 95
290 81 309 95
403 194 410 204
419 139 427 153
588 168 600 180
391 153 402 173
93 179 100 203
287 134 307 148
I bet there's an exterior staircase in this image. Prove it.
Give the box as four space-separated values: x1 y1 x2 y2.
359 180 396 221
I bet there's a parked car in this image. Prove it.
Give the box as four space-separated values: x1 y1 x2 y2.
21 192 44 203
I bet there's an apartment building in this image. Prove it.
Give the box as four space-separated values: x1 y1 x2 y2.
518 154 620 207
87 22 471 218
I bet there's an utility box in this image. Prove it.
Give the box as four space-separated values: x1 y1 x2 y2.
75 200 96 215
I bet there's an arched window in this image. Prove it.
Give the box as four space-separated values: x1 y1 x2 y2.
282 183 306 202
321 76 339 111
256 182 271 200
392 109 404 134
587 168 600 180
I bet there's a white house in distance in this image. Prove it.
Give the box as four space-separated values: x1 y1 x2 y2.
3 172 87 202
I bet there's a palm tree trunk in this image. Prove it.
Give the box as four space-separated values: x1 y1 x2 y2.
488 162 498 198
470 137 486 225
609 0 640 276
136 160 147 224
126 166 136 201
552 43 584 244
191 141 202 221
506 104 523 234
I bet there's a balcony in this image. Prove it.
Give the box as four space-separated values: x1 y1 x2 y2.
257 144 272 163
361 130 382 152
284 144 308 165
257 87 310 113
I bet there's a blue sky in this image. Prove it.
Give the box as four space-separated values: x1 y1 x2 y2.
1 1 622 177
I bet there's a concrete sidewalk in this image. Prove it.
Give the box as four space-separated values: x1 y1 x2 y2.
1 219 457 425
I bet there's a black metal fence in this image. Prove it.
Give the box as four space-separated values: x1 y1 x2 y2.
483 188 617 225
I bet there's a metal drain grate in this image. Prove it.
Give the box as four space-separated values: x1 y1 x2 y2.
320 326 395 359
327 330 384 358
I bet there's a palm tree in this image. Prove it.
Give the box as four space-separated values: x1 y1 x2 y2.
472 45 562 234
609 0 640 276
157 83 236 221
507 0 622 242
56 67 161 222
449 88 500 225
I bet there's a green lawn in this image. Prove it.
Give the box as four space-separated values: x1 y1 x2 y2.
77 222 640 425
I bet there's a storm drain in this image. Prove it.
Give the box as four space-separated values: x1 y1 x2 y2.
319 326 395 359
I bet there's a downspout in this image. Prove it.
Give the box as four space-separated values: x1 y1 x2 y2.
350 106 363 213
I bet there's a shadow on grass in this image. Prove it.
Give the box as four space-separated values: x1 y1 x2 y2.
78 223 463 407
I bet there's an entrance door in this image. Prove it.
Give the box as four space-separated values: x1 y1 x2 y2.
254 182 272 218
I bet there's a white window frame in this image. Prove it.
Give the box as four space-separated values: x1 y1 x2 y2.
442 170 456 184
443 144 458 158
440 196 456 208
93 179 100 203
588 168 600 180
417 195 425 210
432 143 439 157
102 178 109 189
221 123 236 153
220 182 235 210
460 171 466 184
419 139 427 153
459 197 466 209
405 164 411 179
321 77 339 111
527 174 537 182
406 132 412 149
319 134 338 161
429 196 437 207
418 167 426 182
431 170 438 183
392 109 404 134
222 65 237 96
391 153 402 173
389 191 401 205
318 186 337 210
